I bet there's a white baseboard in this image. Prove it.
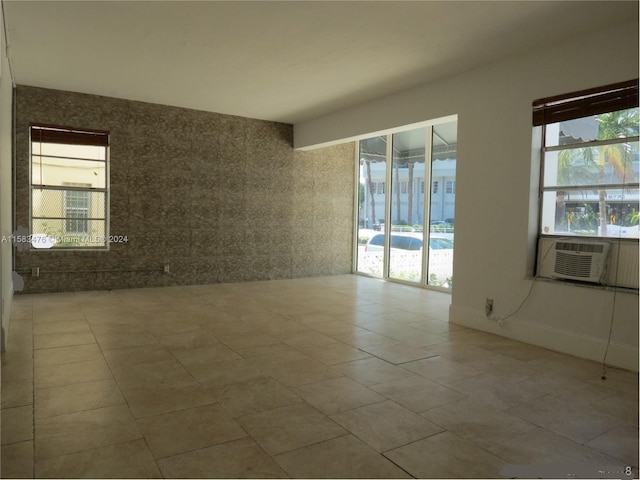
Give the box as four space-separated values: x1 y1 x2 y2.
449 304 639 372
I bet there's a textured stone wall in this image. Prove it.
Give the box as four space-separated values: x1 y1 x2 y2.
14 86 354 293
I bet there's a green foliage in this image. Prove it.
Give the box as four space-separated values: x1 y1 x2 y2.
569 204 599 234
430 224 454 233
625 211 639 226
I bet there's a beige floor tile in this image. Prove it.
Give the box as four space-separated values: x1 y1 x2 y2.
102 343 175 367
528 351 604 379
251 319 310 338
439 329 502 345
1 405 34 445
421 397 537 448
330 330 395 348
586 424 639 466
305 319 359 336
235 342 301 358
1 440 34 478
384 431 507 478
392 329 449 348
32 310 85 324
447 372 546 409
356 304 406 316
111 358 193 386
137 403 247 459
3 334 33 354
1 378 33 409
32 319 91 336
526 370 621 406
155 328 220 349
35 358 113 389
200 318 262 336
477 338 553 361
506 394 623 444
35 438 161 478
211 377 303 417
371 375 467 413
34 343 103 367
488 427 625 468
8 275 638 480
237 402 347 456
34 331 96 350
185 356 267 388
331 400 443 452
295 342 372 365
84 312 140 325
408 318 466 334
360 342 436 364
293 376 385 415
221 303 273 316
142 318 202 337
281 330 340 349
170 342 242 365
402 355 483 384
89 321 150 336
119 380 215 418
35 377 125 419
264 355 343 387
94 331 158 349
591 367 639 398
332 356 415 386
218 332 282 350
35 404 141 459
158 437 288 479
1 353 34 382
274 434 411 478
590 391 639 424
426 342 545 379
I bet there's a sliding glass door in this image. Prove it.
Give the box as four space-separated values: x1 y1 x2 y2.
389 128 425 282
355 120 457 290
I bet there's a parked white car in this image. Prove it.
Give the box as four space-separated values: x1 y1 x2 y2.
364 232 453 253
360 232 454 285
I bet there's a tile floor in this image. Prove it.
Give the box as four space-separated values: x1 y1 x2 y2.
1 274 638 478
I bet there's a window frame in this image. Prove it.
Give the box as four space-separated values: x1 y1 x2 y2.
533 79 639 241
30 124 110 250
62 182 92 234
445 180 456 195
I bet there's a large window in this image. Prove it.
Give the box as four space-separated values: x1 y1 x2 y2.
355 120 457 290
30 125 109 248
63 183 91 233
534 80 639 239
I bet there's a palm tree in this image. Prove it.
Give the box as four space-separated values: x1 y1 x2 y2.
555 149 592 230
592 109 639 235
556 108 638 235
365 159 376 228
407 162 414 225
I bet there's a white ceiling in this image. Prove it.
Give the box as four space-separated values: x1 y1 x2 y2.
3 1 637 124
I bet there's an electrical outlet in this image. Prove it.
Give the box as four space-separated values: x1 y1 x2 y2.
163 264 170 274
32 267 40 278
485 298 493 316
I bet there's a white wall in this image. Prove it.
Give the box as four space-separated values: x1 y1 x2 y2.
0 3 14 351
295 21 639 371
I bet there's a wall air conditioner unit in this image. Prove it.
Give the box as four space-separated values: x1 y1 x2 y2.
547 240 610 284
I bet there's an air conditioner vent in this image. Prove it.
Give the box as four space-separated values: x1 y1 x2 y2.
537 237 637 288
555 242 605 254
537 239 610 284
555 251 593 278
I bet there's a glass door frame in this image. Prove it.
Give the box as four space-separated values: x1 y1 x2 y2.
353 116 456 293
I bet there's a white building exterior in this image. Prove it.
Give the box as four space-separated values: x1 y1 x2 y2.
359 158 456 227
